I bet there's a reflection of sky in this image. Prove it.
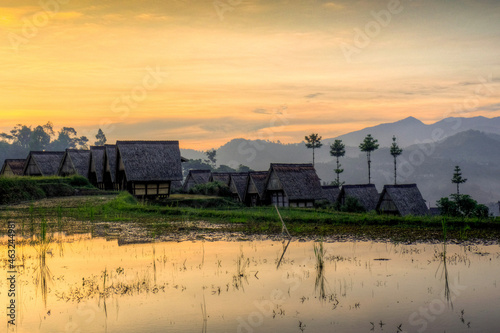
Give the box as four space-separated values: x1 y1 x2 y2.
1 236 500 332
1 1 499 148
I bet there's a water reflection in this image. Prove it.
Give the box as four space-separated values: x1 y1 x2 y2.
313 241 328 301
34 223 52 308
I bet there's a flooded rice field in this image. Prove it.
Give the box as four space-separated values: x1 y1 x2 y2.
1 230 500 333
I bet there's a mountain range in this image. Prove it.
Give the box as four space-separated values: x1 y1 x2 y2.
181 116 500 211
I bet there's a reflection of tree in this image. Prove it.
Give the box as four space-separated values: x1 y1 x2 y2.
436 221 453 309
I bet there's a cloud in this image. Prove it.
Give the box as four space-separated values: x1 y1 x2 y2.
323 2 344 10
304 93 323 99
476 103 500 112
252 108 271 114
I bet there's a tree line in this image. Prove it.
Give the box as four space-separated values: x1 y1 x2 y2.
0 122 107 163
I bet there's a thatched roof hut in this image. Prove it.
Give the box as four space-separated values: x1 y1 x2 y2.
264 163 324 207
183 170 211 192
89 146 105 189
321 185 340 204
228 172 249 202
1 159 26 177
376 184 429 216
23 151 64 176
58 149 91 178
103 144 117 190
209 172 232 185
338 184 379 211
245 171 268 206
116 141 183 197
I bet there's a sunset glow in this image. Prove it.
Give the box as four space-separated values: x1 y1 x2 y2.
1 0 499 149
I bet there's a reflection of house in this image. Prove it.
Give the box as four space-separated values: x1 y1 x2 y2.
264 163 324 208
183 170 211 192
23 151 64 176
245 171 268 206
116 141 183 198
88 146 105 189
0 159 26 177
209 172 232 186
376 184 428 216
228 172 249 202
58 149 91 178
321 185 340 204
103 145 118 190
338 184 379 211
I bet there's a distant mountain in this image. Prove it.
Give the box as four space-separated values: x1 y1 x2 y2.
324 116 500 147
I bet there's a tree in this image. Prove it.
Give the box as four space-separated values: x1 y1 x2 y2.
94 128 107 146
50 127 88 150
451 165 467 195
390 135 403 185
359 134 379 184
29 125 51 151
205 149 217 168
329 139 345 186
305 133 323 166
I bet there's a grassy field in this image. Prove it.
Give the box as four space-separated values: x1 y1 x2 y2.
2 192 500 243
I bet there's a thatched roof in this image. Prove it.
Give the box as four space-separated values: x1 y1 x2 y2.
377 184 429 216
266 163 324 201
117 141 183 182
339 184 379 211
89 146 105 182
229 172 249 201
60 149 91 178
322 185 340 203
247 171 268 199
1 159 25 176
210 172 232 185
104 144 117 182
187 169 211 184
24 151 64 176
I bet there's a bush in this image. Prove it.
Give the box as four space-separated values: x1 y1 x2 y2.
66 175 93 188
39 183 75 197
335 196 366 213
437 194 489 218
0 177 46 204
188 181 232 197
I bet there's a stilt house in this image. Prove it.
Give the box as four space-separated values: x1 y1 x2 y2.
209 172 232 186
338 184 379 212
23 151 64 176
321 185 341 204
116 141 183 198
376 184 429 216
245 171 268 206
88 146 105 189
183 170 211 192
58 149 91 178
264 163 324 208
103 144 118 190
0 159 26 177
228 172 249 202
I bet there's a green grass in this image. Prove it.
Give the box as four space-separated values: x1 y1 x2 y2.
2 192 500 242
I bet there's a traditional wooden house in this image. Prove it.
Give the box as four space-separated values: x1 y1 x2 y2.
245 171 268 206
337 184 379 212
88 146 105 189
23 151 64 176
321 185 340 204
103 144 118 190
116 141 183 197
58 149 91 178
228 172 249 202
264 163 324 208
209 172 232 186
376 184 429 216
0 159 26 177
183 170 211 192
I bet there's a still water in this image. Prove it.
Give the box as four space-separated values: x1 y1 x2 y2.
1 233 499 333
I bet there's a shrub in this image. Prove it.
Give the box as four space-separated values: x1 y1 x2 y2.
39 183 75 197
336 196 366 213
0 177 46 204
437 194 489 218
188 181 232 197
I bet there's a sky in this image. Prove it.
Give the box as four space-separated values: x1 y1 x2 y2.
1 0 499 149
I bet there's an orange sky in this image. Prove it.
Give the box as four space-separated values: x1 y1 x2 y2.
1 0 499 149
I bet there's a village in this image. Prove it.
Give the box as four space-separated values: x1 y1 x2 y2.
0 140 430 216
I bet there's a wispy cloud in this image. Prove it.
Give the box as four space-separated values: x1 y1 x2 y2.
305 93 323 99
